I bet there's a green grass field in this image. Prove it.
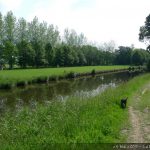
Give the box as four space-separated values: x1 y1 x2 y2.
0 65 128 86
0 73 150 149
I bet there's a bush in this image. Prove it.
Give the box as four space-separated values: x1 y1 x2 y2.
131 67 135 71
91 69 96 76
128 67 132 71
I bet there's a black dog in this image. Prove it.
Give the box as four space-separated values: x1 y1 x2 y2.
121 97 128 108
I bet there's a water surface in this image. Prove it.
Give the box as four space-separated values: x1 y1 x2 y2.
0 71 138 114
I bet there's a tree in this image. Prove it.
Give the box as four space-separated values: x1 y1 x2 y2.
101 40 116 52
132 50 143 65
17 41 34 68
32 41 44 67
28 17 44 67
77 50 86 66
115 46 132 65
16 17 28 43
82 45 100 66
4 41 16 69
0 12 4 45
147 59 150 71
54 47 65 67
139 14 150 50
104 51 115 65
0 13 4 69
4 11 16 43
3 11 16 69
45 43 55 66
63 45 74 66
132 49 150 65
46 25 60 47
63 28 87 46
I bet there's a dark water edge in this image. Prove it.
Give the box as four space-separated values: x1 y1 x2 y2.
0 71 141 114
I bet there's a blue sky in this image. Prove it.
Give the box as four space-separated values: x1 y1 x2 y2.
0 0 150 48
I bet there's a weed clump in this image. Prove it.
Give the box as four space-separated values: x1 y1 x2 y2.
128 67 132 71
66 71 76 78
91 69 96 76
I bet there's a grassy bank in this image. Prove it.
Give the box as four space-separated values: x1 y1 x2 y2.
0 65 129 89
127 75 150 143
0 73 150 149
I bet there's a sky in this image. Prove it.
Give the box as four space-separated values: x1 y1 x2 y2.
0 0 150 48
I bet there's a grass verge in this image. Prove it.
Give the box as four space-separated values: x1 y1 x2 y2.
0 73 150 149
0 65 129 89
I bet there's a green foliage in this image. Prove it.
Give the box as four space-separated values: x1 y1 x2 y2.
63 45 74 66
45 43 55 66
17 41 35 68
4 41 16 69
139 14 150 50
147 59 150 71
0 11 148 69
32 41 44 67
55 47 65 66
128 66 132 71
115 46 132 65
91 69 96 75
0 12 3 43
132 49 150 65
132 50 143 65
3 11 16 42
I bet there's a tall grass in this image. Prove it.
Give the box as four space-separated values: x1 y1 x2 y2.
0 73 150 149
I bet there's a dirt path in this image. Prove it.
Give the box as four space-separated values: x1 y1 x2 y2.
127 84 150 143
128 106 144 143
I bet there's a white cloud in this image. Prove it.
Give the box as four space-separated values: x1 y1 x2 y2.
0 0 149 48
0 0 23 12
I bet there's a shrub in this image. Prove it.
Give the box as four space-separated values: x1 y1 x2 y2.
131 67 135 71
128 67 132 71
91 69 96 76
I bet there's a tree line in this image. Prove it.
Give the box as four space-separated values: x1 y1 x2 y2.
0 11 150 69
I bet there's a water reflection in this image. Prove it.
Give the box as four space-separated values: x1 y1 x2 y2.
0 71 137 113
